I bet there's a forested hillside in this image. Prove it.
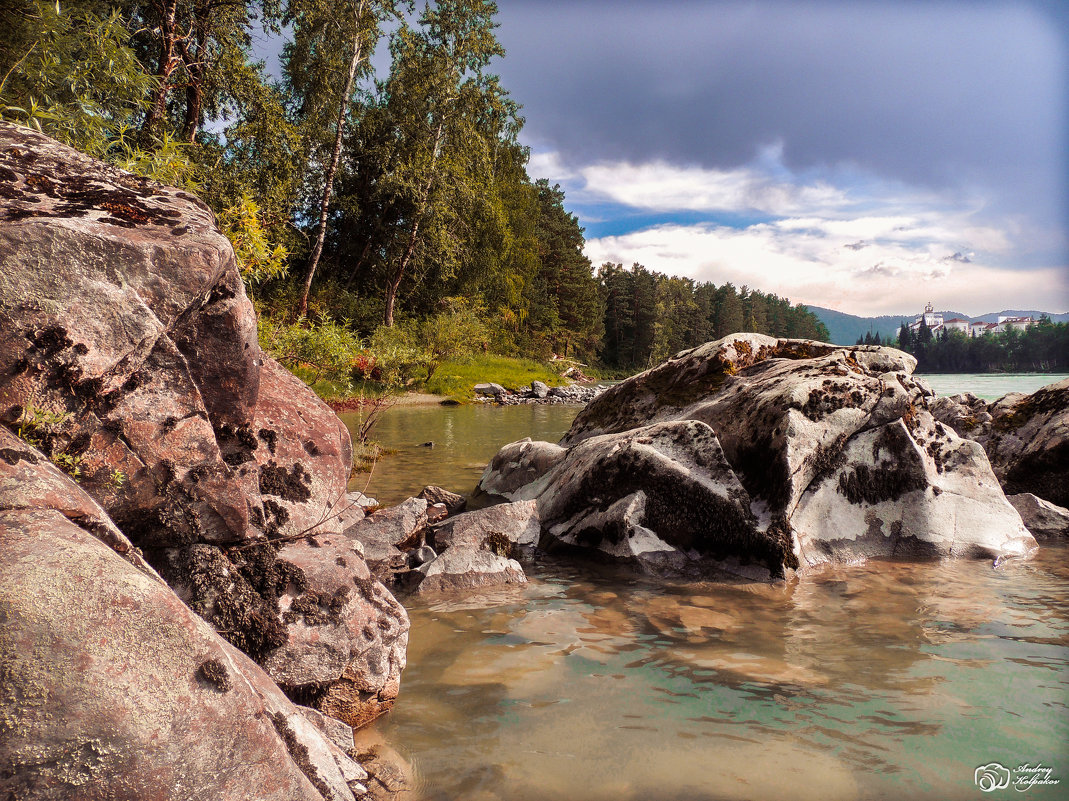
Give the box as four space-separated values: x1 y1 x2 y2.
895 318 1069 373
1 0 827 389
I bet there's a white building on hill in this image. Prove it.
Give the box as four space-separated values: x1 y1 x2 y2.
909 304 1035 338
909 303 944 335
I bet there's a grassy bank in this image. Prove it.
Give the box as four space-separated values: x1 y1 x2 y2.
425 355 565 400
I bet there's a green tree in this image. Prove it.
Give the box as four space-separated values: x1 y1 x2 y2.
288 0 403 316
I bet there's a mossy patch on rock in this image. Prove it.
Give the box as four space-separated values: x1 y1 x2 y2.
196 658 231 692
259 461 312 503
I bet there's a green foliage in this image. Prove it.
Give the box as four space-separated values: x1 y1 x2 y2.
416 297 490 380
898 317 1069 372
257 310 363 387
219 195 290 285
13 402 82 480
365 324 434 387
105 468 126 491
2 1 149 149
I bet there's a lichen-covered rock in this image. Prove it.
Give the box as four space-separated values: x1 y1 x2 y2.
0 122 255 547
978 379 1069 507
931 379 1069 507
0 427 156 576
0 124 406 733
476 335 1035 577
432 499 542 553
1007 493 1069 540
791 415 1034 564
562 333 888 446
264 534 408 729
0 490 363 801
475 438 567 501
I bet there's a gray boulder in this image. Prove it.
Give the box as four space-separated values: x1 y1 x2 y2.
980 379 1069 507
531 380 550 398
433 499 542 553
417 484 466 515
1007 493 1069 540
476 335 1036 578
473 382 506 396
416 547 526 594
930 379 1069 508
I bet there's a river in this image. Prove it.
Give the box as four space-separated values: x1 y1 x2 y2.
338 372 1068 801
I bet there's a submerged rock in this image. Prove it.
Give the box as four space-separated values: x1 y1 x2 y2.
476 334 1036 579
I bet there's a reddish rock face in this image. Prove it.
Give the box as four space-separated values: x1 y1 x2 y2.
0 505 363 801
0 123 407 738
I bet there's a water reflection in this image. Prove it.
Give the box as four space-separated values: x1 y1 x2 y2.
339 404 582 504
374 547 1069 801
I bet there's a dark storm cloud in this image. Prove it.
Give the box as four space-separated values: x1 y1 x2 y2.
493 1 1067 223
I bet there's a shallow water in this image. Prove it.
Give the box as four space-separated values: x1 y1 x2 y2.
348 372 1068 799
340 404 581 505
376 550 1069 801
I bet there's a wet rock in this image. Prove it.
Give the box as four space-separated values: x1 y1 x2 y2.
1007 493 1069 540
352 730 416 801
409 544 437 567
416 547 526 594
0 493 361 801
476 335 1036 577
432 499 542 553
417 484 466 515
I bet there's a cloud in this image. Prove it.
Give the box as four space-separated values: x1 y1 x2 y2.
499 1 1067 230
585 218 1068 317
573 159 849 217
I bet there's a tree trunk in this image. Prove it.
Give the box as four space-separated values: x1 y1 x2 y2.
141 0 180 143
298 0 367 318
381 122 443 326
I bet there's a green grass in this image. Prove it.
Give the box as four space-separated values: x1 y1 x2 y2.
425 354 565 400
287 367 396 403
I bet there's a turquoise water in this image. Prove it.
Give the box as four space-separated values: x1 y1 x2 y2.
377 551 1069 801
921 373 1068 401
350 372 1068 800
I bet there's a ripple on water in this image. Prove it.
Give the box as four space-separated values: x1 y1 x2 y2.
372 546 1069 801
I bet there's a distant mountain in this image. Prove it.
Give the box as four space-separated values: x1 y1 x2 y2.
806 306 1069 346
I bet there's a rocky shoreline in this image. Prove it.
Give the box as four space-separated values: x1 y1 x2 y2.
474 379 606 405
2 124 1067 801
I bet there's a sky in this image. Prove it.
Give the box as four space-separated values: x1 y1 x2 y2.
486 0 1069 317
